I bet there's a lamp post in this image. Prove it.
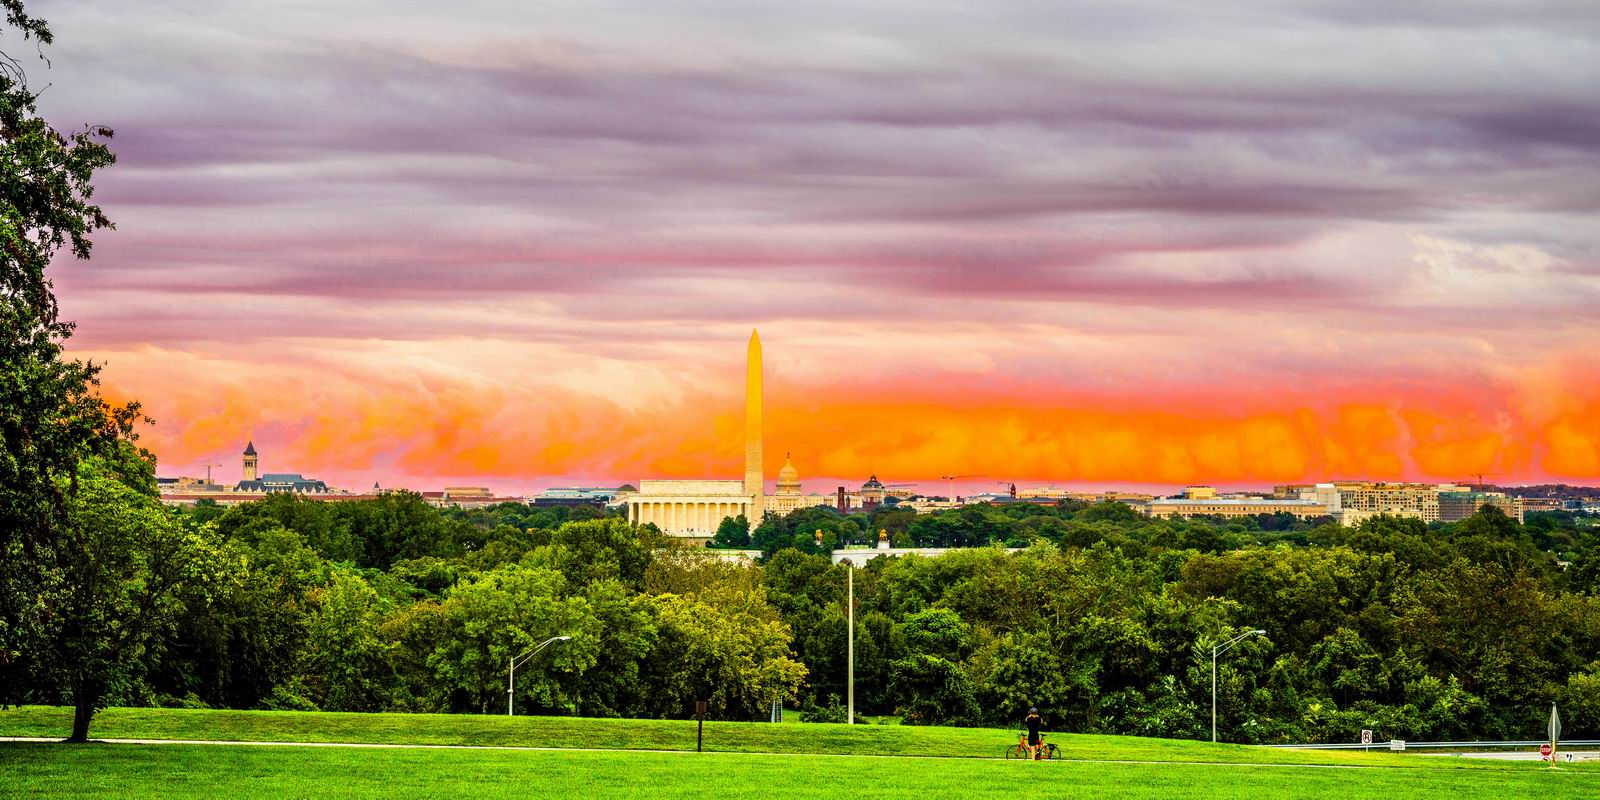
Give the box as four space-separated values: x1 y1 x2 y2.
508 635 572 717
1211 628 1265 743
847 565 854 725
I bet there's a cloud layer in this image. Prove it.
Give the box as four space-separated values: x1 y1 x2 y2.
27 0 1600 491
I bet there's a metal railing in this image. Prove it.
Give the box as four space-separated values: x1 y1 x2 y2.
1264 740 1600 750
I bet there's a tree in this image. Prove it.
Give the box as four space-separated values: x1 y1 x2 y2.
215 493 356 563
897 607 972 662
888 653 978 724
336 491 468 568
45 451 221 741
885 607 979 725
533 517 659 590
639 592 807 719
0 0 131 712
425 564 597 714
567 580 657 716
299 569 393 711
152 525 322 710
711 514 751 548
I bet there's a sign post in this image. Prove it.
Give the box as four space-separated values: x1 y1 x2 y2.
696 700 707 753
1548 704 1561 767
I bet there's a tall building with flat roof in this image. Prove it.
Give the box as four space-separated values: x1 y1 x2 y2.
1334 482 1445 522
1438 491 1525 523
1147 497 1330 520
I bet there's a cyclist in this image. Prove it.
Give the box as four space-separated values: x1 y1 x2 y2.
1024 707 1044 760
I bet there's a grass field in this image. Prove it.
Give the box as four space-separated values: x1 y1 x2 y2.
4 742 1600 799
0 706 1521 767
4 707 1598 799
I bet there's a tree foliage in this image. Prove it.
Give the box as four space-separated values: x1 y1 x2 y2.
46 450 222 740
9 477 1600 743
0 1 131 713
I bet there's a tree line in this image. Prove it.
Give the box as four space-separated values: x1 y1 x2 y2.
10 450 1600 745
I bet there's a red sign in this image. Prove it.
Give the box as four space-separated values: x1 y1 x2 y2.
1540 744 1552 760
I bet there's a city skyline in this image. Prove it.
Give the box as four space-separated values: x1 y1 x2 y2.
33 2 1600 492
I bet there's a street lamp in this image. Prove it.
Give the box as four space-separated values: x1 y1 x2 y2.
1211 628 1265 743
508 635 571 717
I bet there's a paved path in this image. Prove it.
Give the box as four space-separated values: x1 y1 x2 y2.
0 736 1397 770
1425 750 1600 762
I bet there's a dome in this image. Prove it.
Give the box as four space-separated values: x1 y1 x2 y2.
776 453 801 493
862 474 884 490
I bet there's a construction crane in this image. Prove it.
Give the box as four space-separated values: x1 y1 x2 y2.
939 474 985 500
202 462 222 486
1462 473 1504 491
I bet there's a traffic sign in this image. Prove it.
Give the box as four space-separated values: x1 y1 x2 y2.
1540 743 1552 761
1388 740 1405 752
1360 730 1372 745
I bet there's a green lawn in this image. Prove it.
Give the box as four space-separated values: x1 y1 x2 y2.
0 706 1524 769
3 743 1598 800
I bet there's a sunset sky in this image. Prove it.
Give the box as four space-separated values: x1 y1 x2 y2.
32 0 1600 494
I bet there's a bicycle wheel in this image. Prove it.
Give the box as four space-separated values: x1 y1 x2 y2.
1041 743 1058 760
1004 744 1027 760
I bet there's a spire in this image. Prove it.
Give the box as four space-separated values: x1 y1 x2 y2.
241 440 259 482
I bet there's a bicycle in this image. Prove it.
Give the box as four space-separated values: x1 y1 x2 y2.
1004 731 1057 760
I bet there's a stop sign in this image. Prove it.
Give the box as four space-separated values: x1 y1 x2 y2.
1540 743 1552 760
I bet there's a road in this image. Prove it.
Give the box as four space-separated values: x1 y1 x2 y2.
0 736 1394 770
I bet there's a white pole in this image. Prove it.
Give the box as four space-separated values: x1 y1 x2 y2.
1210 646 1217 743
507 635 572 718
848 566 855 725
1210 629 1264 744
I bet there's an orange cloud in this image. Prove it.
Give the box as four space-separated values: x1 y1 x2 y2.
88 343 1600 492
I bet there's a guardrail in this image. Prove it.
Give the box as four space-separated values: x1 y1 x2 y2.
1264 740 1600 750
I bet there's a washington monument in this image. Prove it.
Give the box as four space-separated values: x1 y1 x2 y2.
623 329 825 538
744 329 764 521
